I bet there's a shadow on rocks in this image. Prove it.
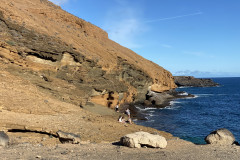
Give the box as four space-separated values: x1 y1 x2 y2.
112 141 122 146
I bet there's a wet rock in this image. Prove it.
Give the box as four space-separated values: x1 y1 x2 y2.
205 128 235 145
145 91 174 107
148 91 173 106
56 130 81 144
0 131 9 147
143 100 152 106
120 131 167 148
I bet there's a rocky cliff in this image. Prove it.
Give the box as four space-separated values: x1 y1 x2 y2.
174 76 219 87
0 0 176 109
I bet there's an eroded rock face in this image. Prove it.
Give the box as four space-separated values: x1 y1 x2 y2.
120 131 167 148
205 128 235 145
0 0 176 109
0 131 9 147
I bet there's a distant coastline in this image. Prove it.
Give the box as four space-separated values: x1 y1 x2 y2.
174 76 219 87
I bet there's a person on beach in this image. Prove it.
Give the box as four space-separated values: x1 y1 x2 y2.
127 118 132 124
125 108 132 124
118 115 125 123
125 108 130 118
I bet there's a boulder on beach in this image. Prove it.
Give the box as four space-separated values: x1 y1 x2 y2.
0 131 9 147
205 128 235 145
120 131 167 148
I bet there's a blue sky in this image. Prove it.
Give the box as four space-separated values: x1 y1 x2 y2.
49 0 240 77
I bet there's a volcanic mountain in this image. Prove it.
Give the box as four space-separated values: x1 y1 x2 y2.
0 0 175 143
0 0 176 107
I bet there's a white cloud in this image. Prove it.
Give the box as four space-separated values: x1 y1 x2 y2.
48 0 69 5
104 18 143 48
102 1 146 49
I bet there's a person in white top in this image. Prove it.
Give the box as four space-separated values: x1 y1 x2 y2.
118 116 125 123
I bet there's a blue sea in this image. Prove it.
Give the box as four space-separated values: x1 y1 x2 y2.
135 77 240 144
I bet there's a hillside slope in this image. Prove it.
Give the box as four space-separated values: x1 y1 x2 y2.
0 0 176 109
0 62 172 144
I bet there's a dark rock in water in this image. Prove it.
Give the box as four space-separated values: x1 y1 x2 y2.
56 130 81 144
143 100 152 106
118 88 196 121
147 91 173 105
145 90 194 108
174 76 219 87
205 128 235 145
125 90 195 120
0 131 9 147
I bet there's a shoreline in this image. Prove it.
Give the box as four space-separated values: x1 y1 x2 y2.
117 90 195 121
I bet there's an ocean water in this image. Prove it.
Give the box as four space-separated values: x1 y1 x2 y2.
135 77 240 144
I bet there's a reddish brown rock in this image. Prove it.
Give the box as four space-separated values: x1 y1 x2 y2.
0 0 176 108
0 0 176 145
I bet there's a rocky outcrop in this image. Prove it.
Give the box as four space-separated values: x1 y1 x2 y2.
145 91 174 107
0 131 9 147
174 76 218 87
205 128 235 145
120 131 167 148
0 0 176 110
144 90 194 108
57 130 81 144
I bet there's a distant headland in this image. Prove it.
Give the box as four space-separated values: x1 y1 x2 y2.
174 76 219 87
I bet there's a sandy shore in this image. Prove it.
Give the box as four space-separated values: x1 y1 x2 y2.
1 138 240 160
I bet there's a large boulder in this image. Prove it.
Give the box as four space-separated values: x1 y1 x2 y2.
0 131 9 147
120 131 167 148
205 128 235 145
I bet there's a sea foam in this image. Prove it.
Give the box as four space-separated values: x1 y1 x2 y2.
135 106 157 111
178 92 189 96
